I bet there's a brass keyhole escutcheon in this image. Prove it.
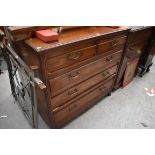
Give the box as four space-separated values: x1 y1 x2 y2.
106 55 113 62
102 71 110 77
69 51 81 60
69 71 80 79
110 40 117 47
68 88 78 96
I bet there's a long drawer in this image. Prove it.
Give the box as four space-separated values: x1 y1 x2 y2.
51 65 117 109
49 50 123 96
46 45 96 72
53 77 114 128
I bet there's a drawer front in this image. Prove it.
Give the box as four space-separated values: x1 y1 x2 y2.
51 65 117 109
49 51 122 96
46 45 96 72
53 77 114 128
97 36 127 55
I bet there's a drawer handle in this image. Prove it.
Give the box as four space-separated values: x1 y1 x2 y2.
69 51 81 60
113 73 116 77
102 71 110 77
68 88 78 96
68 104 78 112
99 86 106 91
110 40 118 47
69 71 80 79
106 56 113 62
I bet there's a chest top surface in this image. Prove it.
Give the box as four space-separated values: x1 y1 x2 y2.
25 26 129 53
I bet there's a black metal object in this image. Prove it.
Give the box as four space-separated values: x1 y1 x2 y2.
2 43 46 128
139 28 155 77
0 42 3 74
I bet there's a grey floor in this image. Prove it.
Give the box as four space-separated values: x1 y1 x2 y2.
0 56 155 129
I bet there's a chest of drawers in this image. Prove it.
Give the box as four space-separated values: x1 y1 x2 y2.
7 26 129 128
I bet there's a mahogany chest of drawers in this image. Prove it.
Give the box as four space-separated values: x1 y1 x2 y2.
6 26 129 128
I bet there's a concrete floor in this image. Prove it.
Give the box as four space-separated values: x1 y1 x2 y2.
0 57 155 129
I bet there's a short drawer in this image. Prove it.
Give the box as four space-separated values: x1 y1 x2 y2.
49 50 123 96
46 45 96 72
53 77 114 128
51 65 117 109
97 36 127 55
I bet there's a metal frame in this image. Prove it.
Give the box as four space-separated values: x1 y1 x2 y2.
2 42 46 129
138 29 155 77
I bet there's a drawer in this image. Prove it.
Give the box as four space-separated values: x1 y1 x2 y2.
53 77 114 128
49 50 122 96
97 36 127 55
46 45 96 72
51 65 117 109
99 31 127 43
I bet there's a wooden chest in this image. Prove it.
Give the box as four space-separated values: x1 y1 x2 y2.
7 26 129 128
114 27 154 89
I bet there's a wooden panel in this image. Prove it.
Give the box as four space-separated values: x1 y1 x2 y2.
97 36 127 55
53 77 114 128
126 41 147 59
127 28 152 44
51 65 117 109
123 58 140 87
49 50 122 96
114 27 153 90
46 45 96 71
